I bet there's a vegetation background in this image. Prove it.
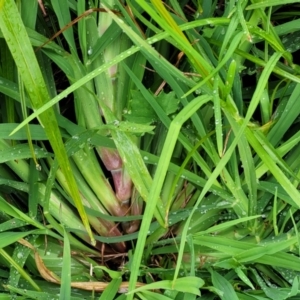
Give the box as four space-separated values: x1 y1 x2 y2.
0 0 300 299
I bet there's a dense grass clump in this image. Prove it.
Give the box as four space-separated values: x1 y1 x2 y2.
1 0 300 299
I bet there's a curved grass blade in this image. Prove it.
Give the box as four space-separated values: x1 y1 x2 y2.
8 18 232 134
174 51 282 290
247 0 300 10
211 270 239 300
126 94 212 297
0 0 95 245
0 242 40 292
129 276 204 295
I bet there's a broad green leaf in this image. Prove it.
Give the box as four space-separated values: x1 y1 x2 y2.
0 144 51 163
235 267 255 290
129 277 204 295
0 124 48 140
211 270 239 300
0 231 35 248
125 90 179 124
99 278 122 300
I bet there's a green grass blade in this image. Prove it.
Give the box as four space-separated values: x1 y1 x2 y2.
127 95 211 297
0 0 95 245
245 128 300 208
174 51 282 287
8 18 233 134
211 270 239 300
129 277 204 295
267 83 300 147
28 161 39 218
3 285 61 300
8 235 39 293
0 231 36 249
59 227 71 300
0 195 44 229
137 291 172 300
51 0 77 55
0 248 40 292
183 31 244 97
213 76 223 157
98 99 166 226
235 267 255 290
98 278 122 300
146 0 212 79
247 0 300 10
193 216 260 236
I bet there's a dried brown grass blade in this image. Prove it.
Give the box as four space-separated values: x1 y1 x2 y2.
18 239 144 293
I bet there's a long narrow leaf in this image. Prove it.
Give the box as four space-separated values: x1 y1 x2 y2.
127 95 212 296
0 0 95 244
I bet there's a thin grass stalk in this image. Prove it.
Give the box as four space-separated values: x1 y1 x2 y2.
91 0 134 203
51 157 126 251
32 8 129 219
0 1 299 297
0 42 15 130
48 5 134 213
149 126 192 213
126 95 212 297
67 66 128 216
8 17 223 132
71 147 127 216
133 3 270 222
125 188 143 233
105 4 251 220
96 97 166 226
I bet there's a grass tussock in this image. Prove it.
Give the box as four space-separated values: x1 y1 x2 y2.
0 0 300 299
